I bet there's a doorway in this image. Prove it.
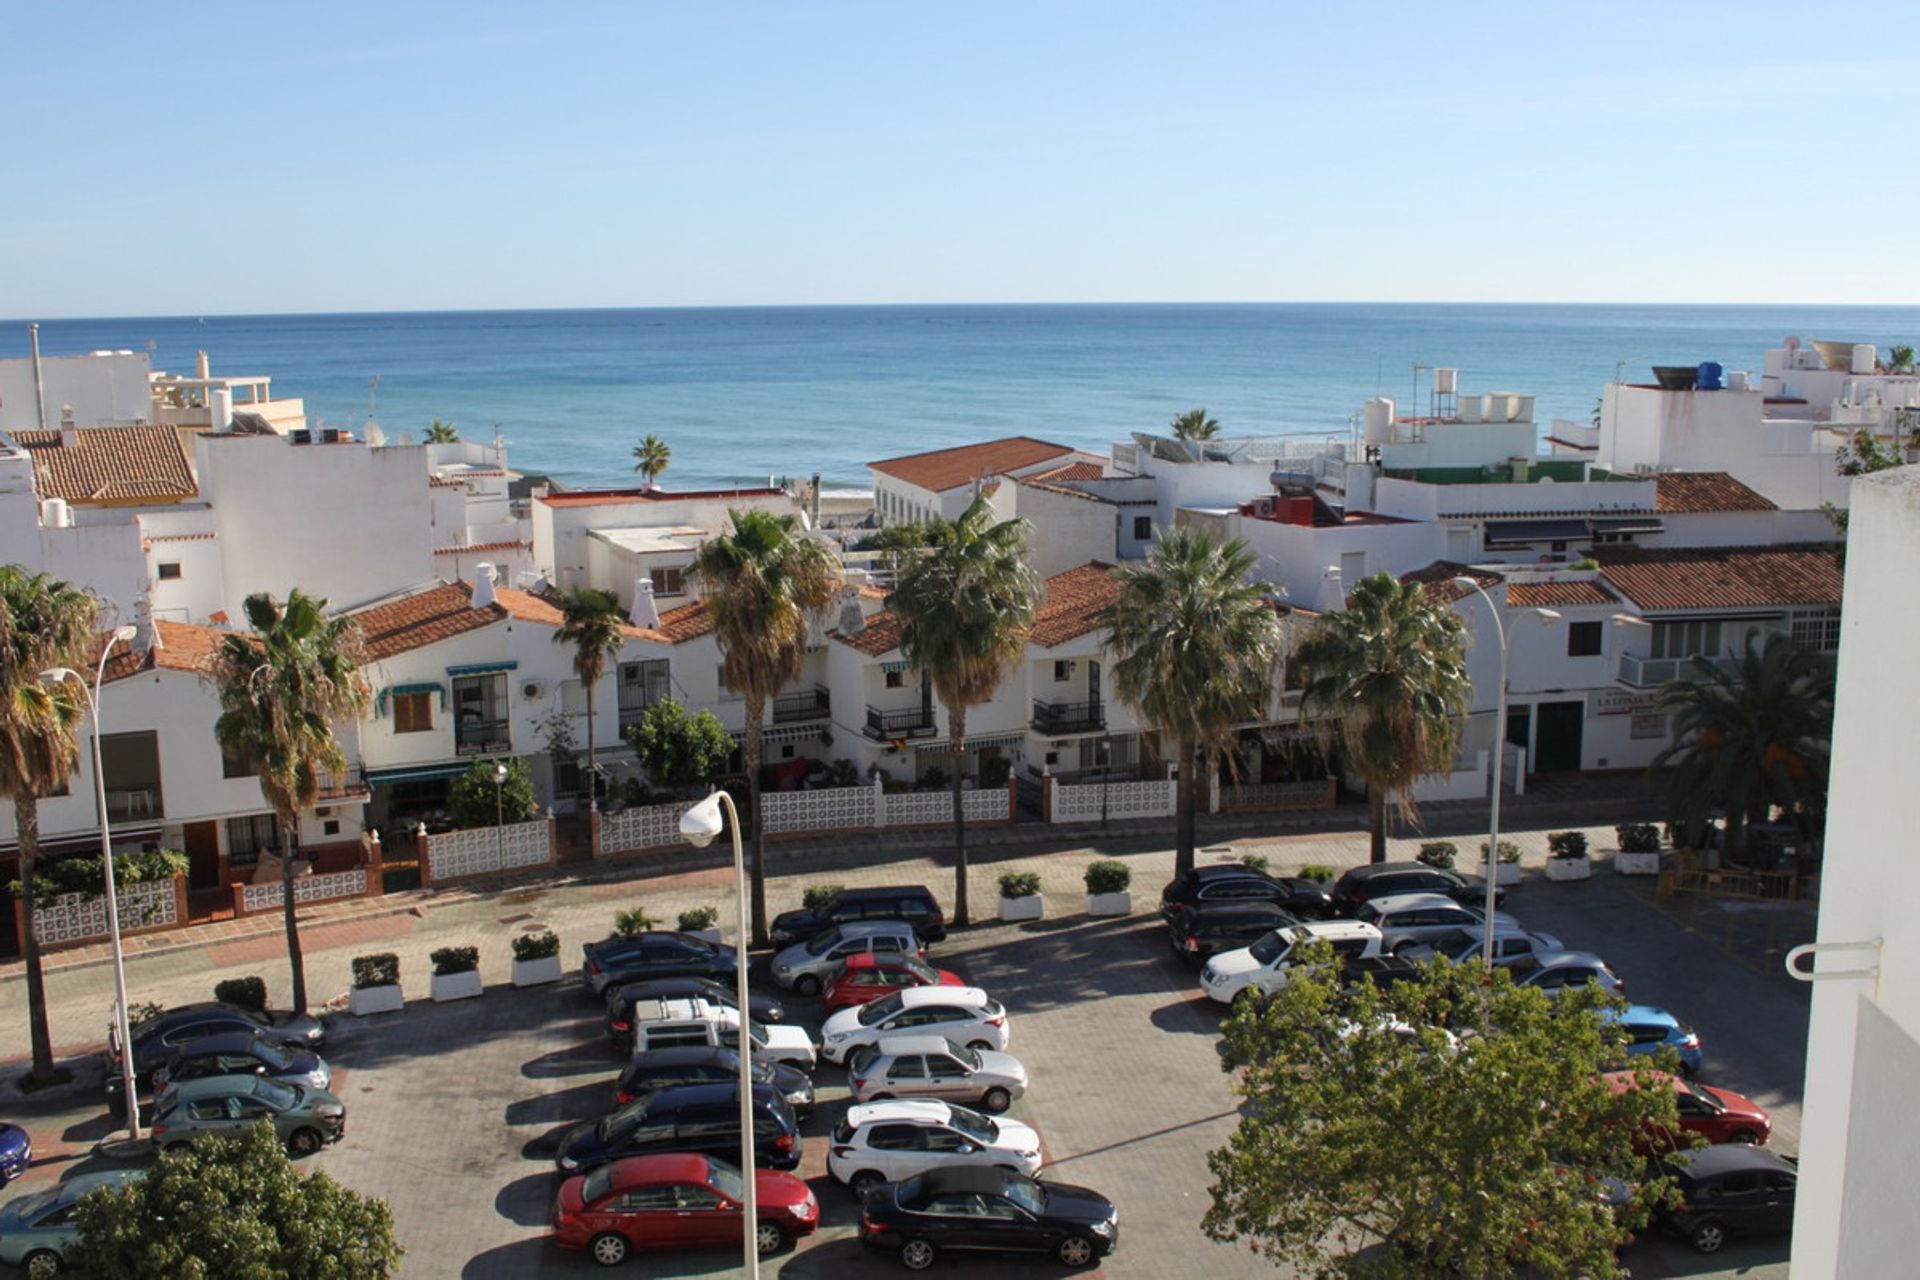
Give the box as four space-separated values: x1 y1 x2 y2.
182 820 221 890
1534 700 1585 773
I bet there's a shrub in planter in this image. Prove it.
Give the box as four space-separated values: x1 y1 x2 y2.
1085 859 1132 917
613 905 657 936
511 930 563 987
998 871 1044 922
1547 831 1590 860
430 945 483 1002
510 931 559 962
677 905 720 933
432 946 480 975
1417 841 1457 870
1298 864 1336 883
802 884 843 912
349 952 403 1016
999 872 1042 898
1240 854 1270 874
214 976 268 1013
1616 823 1662 854
1480 840 1523 886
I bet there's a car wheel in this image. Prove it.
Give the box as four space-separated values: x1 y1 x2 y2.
24 1250 64 1279
755 1220 788 1255
1057 1235 1097 1268
286 1127 324 1158
589 1232 629 1267
966 1039 993 1052
795 974 822 997
1727 1128 1760 1145
900 1238 938 1271
1689 1219 1727 1254
849 1169 886 1195
981 1087 1012 1113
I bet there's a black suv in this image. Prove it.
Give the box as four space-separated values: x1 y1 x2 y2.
554 1082 802 1175
1329 862 1504 917
1160 865 1332 922
1657 1145 1797 1254
111 1003 327 1095
613 1045 814 1117
1165 901 1298 962
769 885 946 947
580 931 737 995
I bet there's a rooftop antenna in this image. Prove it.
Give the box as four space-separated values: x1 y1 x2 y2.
367 374 381 421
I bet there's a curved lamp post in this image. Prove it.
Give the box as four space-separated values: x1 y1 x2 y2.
41 623 142 1140
680 788 757 1280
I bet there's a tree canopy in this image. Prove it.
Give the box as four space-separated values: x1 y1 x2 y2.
627 697 733 797
632 433 671 484
448 755 537 829
422 419 459 444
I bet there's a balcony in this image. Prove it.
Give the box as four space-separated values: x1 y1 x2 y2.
1031 699 1105 735
1617 654 1735 688
314 765 371 799
105 785 162 821
455 719 512 756
865 705 938 741
772 685 831 724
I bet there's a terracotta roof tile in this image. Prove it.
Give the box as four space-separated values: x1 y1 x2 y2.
1025 461 1105 484
1030 562 1120 647
869 436 1077 494
100 620 232 683
433 539 530 555
1507 580 1618 608
1653 472 1777 514
350 583 504 660
15 425 197 505
653 601 714 644
1399 561 1504 606
831 611 904 657
1597 545 1843 612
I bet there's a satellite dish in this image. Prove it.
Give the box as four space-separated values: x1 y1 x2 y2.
364 420 387 448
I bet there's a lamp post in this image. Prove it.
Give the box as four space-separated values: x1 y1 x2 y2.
680 788 757 1280
41 623 142 1140
1452 578 1559 965
492 761 508 864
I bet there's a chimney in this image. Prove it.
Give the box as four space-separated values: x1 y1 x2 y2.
811 472 822 527
208 386 233 433
29 323 48 432
59 406 78 449
471 562 498 609
630 577 661 629
1315 566 1346 613
135 598 162 653
837 586 865 636
195 350 210 380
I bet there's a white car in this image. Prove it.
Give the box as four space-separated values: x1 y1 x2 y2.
1355 892 1521 954
819 986 1008 1065
826 1100 1043 1192
846 1034 1028 1112
1397 924 1564 967
627 997 818 1071
1199 920 1384 1004
770 921 922 996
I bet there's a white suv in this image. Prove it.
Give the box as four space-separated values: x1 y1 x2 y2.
628 997 818 1071
1200 921 1384 1004
819 986 1007 1065
827 1100 1043 1192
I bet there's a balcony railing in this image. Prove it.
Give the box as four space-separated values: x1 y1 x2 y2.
314 765 370 798
1031 699 1105 734
772 685 831 724
455 719 512 756
104 785 162 821
865 705 938 740
1617 654 1735 688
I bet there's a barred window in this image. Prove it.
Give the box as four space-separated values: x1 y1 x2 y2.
1789 609 1841 653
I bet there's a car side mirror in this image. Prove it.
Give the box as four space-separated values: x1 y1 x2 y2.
956 1143 975 1154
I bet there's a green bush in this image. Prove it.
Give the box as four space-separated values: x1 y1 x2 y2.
803 884 843 912
447 757 536 829
215 976 268 1012
627 698 734 798
980 756 1013 788
1297 863 1336 882
1417 841 1458 870
921 766 948 791
998 871 1042 899
1240 854 1270 874
613 905 656 936
13 847 189 900
352 953 400 990
677 905 720 933
510 931 559 962
1616 823 1662 854
430 945 479 976
826 758 862 787
1547 831 1590 860
1085 860 1131 895
1481 840 1522 864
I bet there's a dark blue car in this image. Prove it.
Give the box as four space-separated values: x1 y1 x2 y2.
1605 1004 1703 1076
554 1082 801 1176
0 1123 28 1186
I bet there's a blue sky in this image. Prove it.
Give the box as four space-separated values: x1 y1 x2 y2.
6 2 1916 316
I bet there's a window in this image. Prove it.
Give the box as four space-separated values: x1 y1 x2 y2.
452 673 508 754
221 738 257 779
926 1056 969 1080
225 813 281 870
394 691 433 733
649 566 686 597
615 1187 680 1211
156 562 182 580
1650 620 1722 661
867 1124 921 1151
1133 515 1153 540
1790 608 1841 652
886 1056 927 1080
1053 660 1073 682
885 670 905 689
1566 621 1603 657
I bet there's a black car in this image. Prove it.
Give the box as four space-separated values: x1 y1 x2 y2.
1160 865 1332 921
613 1045 814 1117
1328 862 1505 917
1657 1145 1797 1254
152 1031 331 1094
769 885 946 947
605 977 785 1045
580 931 737 994
859 1165 1118 1271
1165 901 1299 962
553 1082 801 1176
111 1003 327 1093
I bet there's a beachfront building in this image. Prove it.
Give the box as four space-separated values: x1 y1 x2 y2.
868 437 1103 527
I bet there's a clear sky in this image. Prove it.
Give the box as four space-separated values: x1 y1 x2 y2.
6 1 1917 316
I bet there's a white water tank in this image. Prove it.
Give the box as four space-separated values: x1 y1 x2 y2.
1362 397 1395 445
1510 394 1536 421
1457 393 1485 422
1852 344 1877 375
1434 367 1458 394
1728 370 1752 392
42 498 70 528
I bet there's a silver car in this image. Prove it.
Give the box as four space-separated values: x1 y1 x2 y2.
1398 924 1564 967
1356 892 1519 954
846 1033 1027 1113
769 921 921 996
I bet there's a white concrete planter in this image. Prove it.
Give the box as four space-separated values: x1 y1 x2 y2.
998 894 1044 922
349 984 404 1017
431 970 484 1002
1488 862 1522 887
1545 856 1592 882
687 928 724 946
511 955 563 987
1087 891 1133 917
1613 851 1663 877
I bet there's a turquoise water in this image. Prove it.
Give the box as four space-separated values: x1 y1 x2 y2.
6 304 1917 490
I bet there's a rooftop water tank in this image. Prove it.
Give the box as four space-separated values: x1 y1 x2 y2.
1727 370 1752 392
1434 367 1458 394
1852 344 1877 374
42 498 70 528
1697 362 1724 391
1362 397 1394 445
1510 393 1536 421
1457 393 1486 422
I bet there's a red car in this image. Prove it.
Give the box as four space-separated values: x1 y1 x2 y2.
1605 1070 1772 1155
820 951 964 1013
551 1152 817 1267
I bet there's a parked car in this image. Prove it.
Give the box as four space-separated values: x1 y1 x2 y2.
614 1046 815 1118
769 885 946 947
1199 921 1385 1004
149 1075 346 1157
0 1168 143 1276
0 1123 27 1187
1356 893 1521 953
820 987 1008 1064
1395 924 1564 968
151 1031 331 1096
1165 901 1300 963
1602 1005 1703 1076
770 922 923 996
1329 862 1505 917
859 1165 1118 1271
111 1002 326 1093
1606 1071 1771 1153
1339 956 1428 991
846 1035 1027 1113
822 952 964 1013
581 932 737 996
1507 950 1626 998
1159 865 1331 921
626 998 818 1071
829 1100 1043 1192
554 1083 802 1175
550 1153 818 1266
605 978 784 1047
1656 1144 1797 1254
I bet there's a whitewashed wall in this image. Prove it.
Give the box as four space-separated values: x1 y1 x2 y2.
236 867 370 915
1051 778 1176 823
28 878 180 947
424 818 552 882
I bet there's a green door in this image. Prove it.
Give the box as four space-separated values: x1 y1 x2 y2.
1533 701 1584 773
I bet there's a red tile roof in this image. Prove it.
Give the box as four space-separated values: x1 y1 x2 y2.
15 425 197 504
1596 545 1843 612
433 539 530 555
1653 472 1777 514
1026 461 1105 484
536 486 786 509
869 437 1077 494
100 620 232 683
1030 563 1120 647
1507 580 1618 608
653 600 715 644
351 583 504 660
833 610 904 657
1399 561 1504 606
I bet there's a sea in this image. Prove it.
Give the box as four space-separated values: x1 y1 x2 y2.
5 303 1918 492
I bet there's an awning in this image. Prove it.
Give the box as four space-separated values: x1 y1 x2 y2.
446 660 519 677
375 681 447 715
1589 516 1665 535
1484 519 1589 545
364 761 476 787
880 660 913 675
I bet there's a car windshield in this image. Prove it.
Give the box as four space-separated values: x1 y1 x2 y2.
1248 930 1292 965
945 1039 981 1070
1002 1176 1044 1215
897 956 939 984
859 993 906 1026
1681 1080 1723 1112
802 929 844 957
946 1105 998 1142
580 1165 615 1203
251 1078 298 1109
705 1157 744 1201
598 1098 649 1139
250 1039 294 1070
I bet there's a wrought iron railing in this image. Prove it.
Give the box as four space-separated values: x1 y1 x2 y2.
1031 699 1105 734
455 719 511 756
865 705 938 740
772 685 831 724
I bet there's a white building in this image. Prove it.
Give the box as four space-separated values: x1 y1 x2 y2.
869 437 1100 527
0 349 154 433
530 484 801 607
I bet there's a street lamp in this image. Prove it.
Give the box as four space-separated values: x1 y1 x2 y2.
41 623 142 1140
1452 578 1559 964
491 761 508 865
680 788 758 1280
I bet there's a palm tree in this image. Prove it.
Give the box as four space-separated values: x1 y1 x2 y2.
692 511 838 945
887 498 1040 926
423 419 459 444
632 434 672 487
1292 572 1472 864
0 568 99 1083
1170 408 1221 459
211 590 369 1015
554 588 627 804
1104 529 1282 877
1652 632 1833 863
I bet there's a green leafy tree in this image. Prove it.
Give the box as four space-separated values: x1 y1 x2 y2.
887 497 1040 926
448 755 537 829
1205 948 1680 1277
554 587 627 802
422 419 459 444
1652 631 1834 863
627 698 733 797
1888 344 1915 374
693 510 839 944
212 591 369 1015
1170 406 1221 443
67 1120 402 1278
632 432 672 485
1104 529 1281 877
0 568 98 1083
1293 573 1472 864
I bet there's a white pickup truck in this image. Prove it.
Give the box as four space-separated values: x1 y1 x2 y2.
1199 920 1385 1004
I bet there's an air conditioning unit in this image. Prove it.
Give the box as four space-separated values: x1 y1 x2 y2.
521 679 546 701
